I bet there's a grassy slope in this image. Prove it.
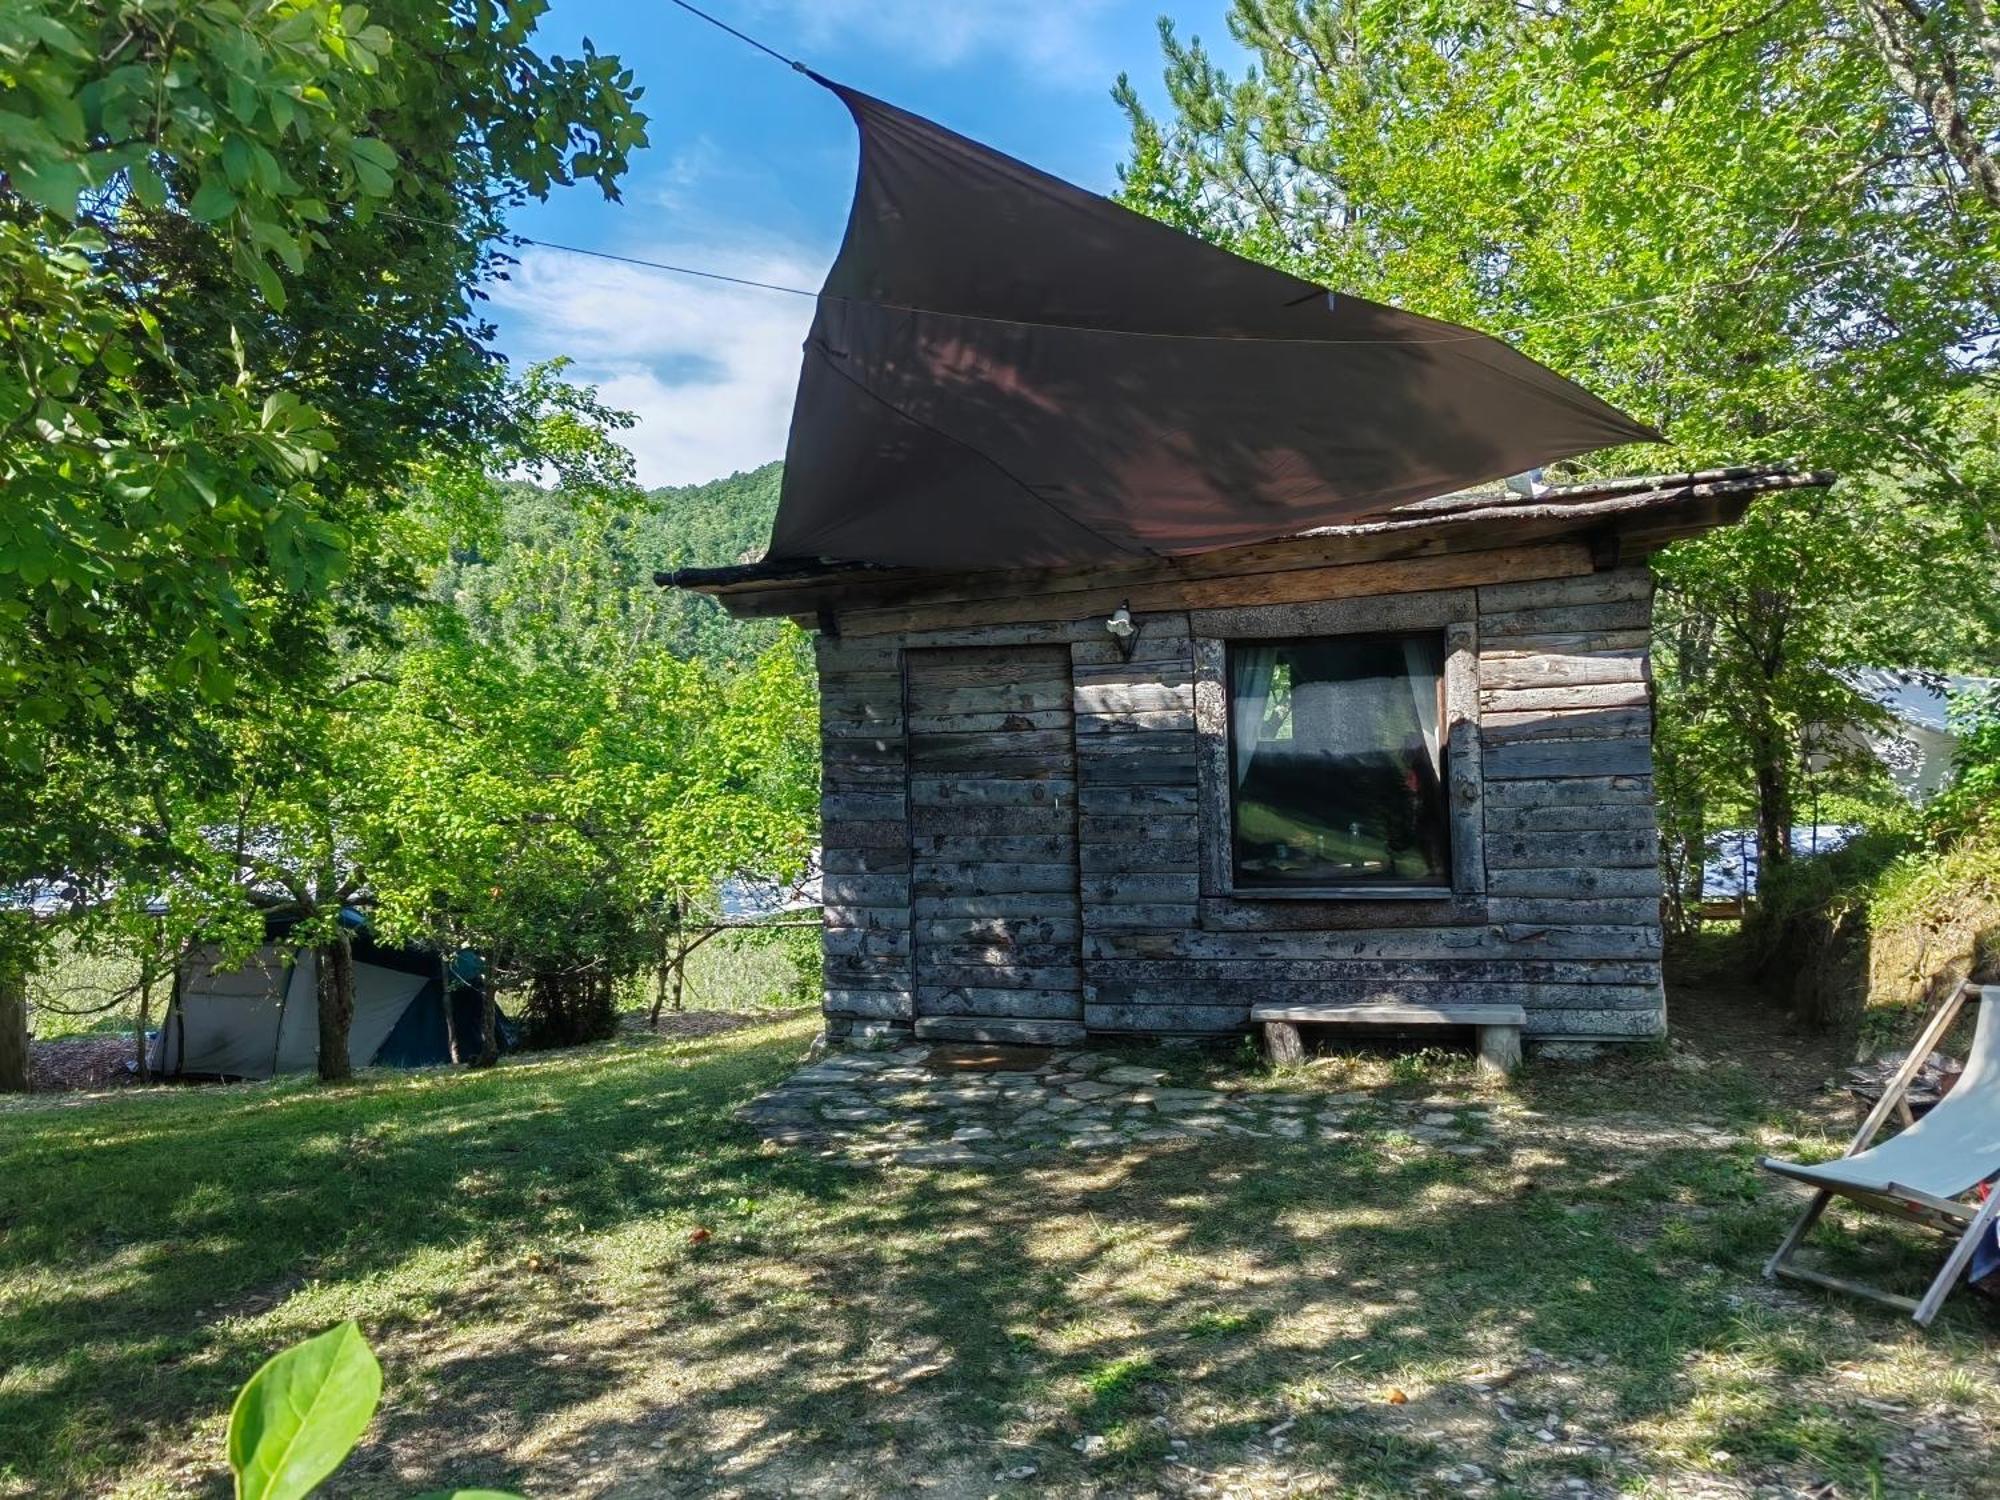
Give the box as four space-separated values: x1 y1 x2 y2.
3 1009 1996 1498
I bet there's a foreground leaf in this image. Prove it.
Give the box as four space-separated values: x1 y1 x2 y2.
226 1321 382 1500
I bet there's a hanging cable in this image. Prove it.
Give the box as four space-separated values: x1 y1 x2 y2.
662 0 808 73
483 229 820 298
377 0 1873 343
402 202 1868 346
239 0 1855 344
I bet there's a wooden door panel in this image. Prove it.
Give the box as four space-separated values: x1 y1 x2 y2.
906 646 1083 1042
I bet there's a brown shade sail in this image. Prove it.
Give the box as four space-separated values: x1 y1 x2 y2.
768 76 1659 569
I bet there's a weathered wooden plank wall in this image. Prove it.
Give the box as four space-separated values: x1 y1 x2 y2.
1473 565 1662 1036
1071 619 1204 1035
813 551 1665 1047
905 645 1085 1046
816 636 912 1040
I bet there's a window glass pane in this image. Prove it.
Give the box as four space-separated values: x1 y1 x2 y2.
1229 633 1449 888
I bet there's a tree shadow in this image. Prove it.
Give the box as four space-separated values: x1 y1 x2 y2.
399 1108 1989 1496
6 1009 1996 1498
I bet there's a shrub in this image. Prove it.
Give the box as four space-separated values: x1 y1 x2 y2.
1746 826 2000 1034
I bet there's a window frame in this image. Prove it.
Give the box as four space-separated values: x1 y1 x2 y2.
1191 595 1485 910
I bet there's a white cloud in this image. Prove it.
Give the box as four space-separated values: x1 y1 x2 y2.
490 241 821 488
751 0 1123 82
647 135 727 213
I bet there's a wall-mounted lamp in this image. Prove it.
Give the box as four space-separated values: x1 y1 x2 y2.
1105 600 1140 660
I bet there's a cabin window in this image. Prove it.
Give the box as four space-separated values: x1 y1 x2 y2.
1226 632 1450 890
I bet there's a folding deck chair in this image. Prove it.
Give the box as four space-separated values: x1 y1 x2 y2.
1760 980 2000 1326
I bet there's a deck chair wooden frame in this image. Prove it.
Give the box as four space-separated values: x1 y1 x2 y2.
1762 980 2000 1326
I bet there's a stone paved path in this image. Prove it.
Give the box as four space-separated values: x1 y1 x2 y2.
737 1043 1496 1167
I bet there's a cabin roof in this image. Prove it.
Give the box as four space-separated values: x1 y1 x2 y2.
659 463 1832 620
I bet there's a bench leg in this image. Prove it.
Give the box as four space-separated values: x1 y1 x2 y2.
1476 1024 1522 1076
1263 1020 1305 1066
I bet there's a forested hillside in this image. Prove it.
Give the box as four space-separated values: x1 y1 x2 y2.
651 461 784 573
437 460 785 666
648 462 785 662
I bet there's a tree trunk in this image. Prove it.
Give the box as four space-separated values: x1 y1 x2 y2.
317 932 356 1082
134 971 154 1084
473 984 500 1068
441 956 462 1066
649 952 671 1031
134 923 168 1084
0 962 27 1093
1682 818 1706 927
649 907 683 1031
1857 0 2000 213
1752 726 1794 896
1670 815 1707 934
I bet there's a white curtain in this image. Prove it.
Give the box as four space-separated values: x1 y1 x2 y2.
1232 645 1278 787
1403 637 1443 775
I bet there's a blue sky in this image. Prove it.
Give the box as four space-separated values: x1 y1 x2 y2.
487 0 1238 488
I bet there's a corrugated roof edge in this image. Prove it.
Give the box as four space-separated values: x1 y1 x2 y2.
655 462 1832 594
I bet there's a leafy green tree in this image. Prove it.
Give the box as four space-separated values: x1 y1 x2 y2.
0 0 646 1077
1654 455 1997 889
1116 0 2000 889
0 679 251 1089
364 378 815 1053
149 368 651 1077
644 463 788 664
3 0 647 777
372 545 817 1052
196 677 395 1082
1854 0 2000 212
1928 682 2000 836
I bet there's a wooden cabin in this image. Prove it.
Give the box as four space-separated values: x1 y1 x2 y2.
665 466 1829 1059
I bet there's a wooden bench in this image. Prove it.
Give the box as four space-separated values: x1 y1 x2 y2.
1249 1002 1528 1075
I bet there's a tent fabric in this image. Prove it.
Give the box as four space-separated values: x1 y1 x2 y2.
768 77 1660 570
375 982 496 1067
344 964 431 1070
161 943 291 1078
151 928 501 1079
273 947 320 1073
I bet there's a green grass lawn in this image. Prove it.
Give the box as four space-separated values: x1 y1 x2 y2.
3 1003 1997 1498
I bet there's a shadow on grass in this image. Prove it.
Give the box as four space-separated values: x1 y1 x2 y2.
0 1022 863 1489
476 1128 1960 1500
2 1009 1991 1498
397 1091 1979 1495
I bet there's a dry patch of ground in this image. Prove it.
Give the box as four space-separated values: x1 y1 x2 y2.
26 1033 144 1092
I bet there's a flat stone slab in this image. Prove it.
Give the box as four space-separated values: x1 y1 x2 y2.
1060 1079 1126 1099
734 1042 1507 1168
1099 1064 1168 1086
